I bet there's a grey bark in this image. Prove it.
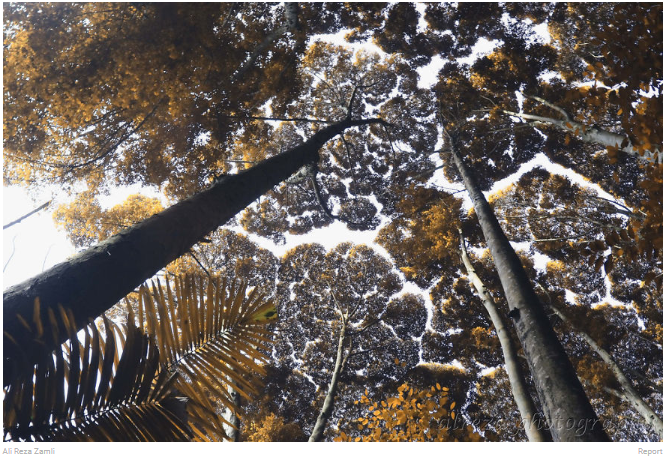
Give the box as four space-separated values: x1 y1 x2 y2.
446 133 609 441
3 117 387 382
500 99 661 164
224 388 242 442
459 229 551 442
550 305 663 439
309 320 350 442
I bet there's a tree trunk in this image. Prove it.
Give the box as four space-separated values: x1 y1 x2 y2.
230 3 300 84
224 388 242 442
309 322 349 442
501 109 661 163
3 200 51 230
550 305 663 439
459 229 551 442
447 137 609 441
3 118 385 381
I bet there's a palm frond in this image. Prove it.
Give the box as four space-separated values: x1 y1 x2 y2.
3 275 277 441
136 275 277 438
3 304 196 441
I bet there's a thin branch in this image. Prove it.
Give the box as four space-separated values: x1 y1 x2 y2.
310 169 337 221
41 244 54 272
66 99 164 170
3 235 18 273
520 92 572 122
325 280 346 319
348 317 382 336
187 249 211 277
341 134 358 193
3 200 52 230
305 70 347 110
346 81 378 120
220 114 335 124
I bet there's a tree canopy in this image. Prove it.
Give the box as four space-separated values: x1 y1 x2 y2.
3 2 662 442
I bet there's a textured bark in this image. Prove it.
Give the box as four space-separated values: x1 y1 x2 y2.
448 140 609 441
309 322 349 442
550 305 663 439
459 229 551 442
3 118 385 380
502 109 661 163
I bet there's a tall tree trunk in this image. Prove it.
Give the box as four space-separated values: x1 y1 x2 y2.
550 305 663 439
309 322 350 442
447 135 609 441
3 117 386 382
500 108 661 163
459 229 552 442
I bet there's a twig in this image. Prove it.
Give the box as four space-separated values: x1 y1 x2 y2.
187 249 211 277
3 235 18 273
42 244 54 272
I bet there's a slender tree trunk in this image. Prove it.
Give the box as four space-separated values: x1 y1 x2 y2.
3 117 386 381
447 136 609 441
501 109 661 163
458 229 551 442
3 200 51 230
230 3 300 84
550 305 663 439
224 388 242 442
309 322 350 442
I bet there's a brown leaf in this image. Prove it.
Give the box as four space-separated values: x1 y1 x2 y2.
594 257 605 272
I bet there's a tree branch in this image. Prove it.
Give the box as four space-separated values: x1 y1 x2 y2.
520 92 572 122
3 200 52 230
220 114 335 124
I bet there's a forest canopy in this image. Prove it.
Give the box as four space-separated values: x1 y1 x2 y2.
3 2 662 442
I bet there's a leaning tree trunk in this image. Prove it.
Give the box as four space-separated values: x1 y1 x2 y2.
459 229 552 442
3 117 386 383
549 305 663 439
309 321 350 442
447 136 609 441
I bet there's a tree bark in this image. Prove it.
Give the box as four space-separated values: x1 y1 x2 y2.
458 229 551 442
501 109 662 164
447 136 609 441
224 388 242 442
3 118 386 381
309 321 349 442
550 305 663 440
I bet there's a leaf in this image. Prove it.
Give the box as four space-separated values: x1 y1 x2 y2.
249 302 278 323
594 257 605 272
604 256 614 274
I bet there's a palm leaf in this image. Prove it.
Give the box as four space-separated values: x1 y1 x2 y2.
135 275 277 439
3 274 276 441
3 303 197 441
